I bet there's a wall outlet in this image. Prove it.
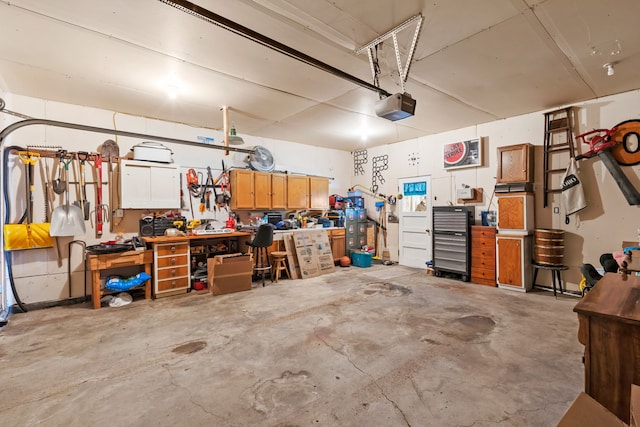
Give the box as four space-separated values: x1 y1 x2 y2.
553 206 560 214
113 208 124 218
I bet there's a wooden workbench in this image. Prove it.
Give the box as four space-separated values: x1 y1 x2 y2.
573 272 640 423
87 250 153 309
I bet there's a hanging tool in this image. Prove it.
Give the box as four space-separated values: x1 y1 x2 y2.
186 168 199 218
99 139 119 231
206 166 216 212
73 151 90 220
93 154 108 238
50 152 86 237
180 172 186 211
5 151 54 250
52 150 67 194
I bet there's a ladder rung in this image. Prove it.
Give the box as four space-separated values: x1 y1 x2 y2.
545 168 567 173
545 147 571 153
545 127 570 133
547 189 563 194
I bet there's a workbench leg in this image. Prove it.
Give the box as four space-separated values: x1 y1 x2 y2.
144 263 152 300
92 270 101 309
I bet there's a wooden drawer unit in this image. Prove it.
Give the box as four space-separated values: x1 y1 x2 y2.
152 241 190 298
496 192 534 235
470 226 496 286
496 143 534 184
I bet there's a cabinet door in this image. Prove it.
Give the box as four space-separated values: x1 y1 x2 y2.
497 236 522 287
330 229 346 261
253 172 271 209
497 196 524 230
287 175 309 209
121 160 180 209
271 174 287 209
309 177 329 209
496 144 533 183
229 170 255 210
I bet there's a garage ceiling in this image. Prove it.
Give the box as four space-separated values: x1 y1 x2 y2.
1 0 639 151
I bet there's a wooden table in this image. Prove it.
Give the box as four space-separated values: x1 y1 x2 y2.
87 250 153 309
573 272 640 423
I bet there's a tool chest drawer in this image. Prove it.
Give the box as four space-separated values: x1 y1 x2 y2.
153 241 190 298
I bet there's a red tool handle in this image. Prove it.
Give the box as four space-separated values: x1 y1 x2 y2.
95 155 103 237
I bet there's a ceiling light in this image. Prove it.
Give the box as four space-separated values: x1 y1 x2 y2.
604 63 615 76
228 123 244 145
222 106 244 149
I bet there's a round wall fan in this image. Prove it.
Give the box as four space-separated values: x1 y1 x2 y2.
248 145 275 171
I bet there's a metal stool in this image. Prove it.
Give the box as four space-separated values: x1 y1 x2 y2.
270 251 290 283
532 262 569 297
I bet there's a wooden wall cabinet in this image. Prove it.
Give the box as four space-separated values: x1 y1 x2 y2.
496 143 534 184
271 173 287 209
496 234 532 291
496 192 534 234
229 169 255 210
287 175 309 209
253 171 272 210
471 226 496 286
309 177 329 209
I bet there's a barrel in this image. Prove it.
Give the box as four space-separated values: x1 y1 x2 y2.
534 229 564 265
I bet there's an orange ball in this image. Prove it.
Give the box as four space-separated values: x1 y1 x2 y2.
339 256 351 267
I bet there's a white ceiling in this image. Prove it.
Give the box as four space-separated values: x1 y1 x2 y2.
1 0 639 151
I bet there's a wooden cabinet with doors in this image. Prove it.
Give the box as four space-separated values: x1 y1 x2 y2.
287 175 309 209
496 192 534 234
328 228 346 262
253 171 272 209
470 226 496 286
271 173 287 209
496 143 534 184
229 169 254 210
496 234 532 291
309 176 329 209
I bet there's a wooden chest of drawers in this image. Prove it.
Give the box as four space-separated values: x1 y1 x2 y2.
471 226 496 286
152 241 191 298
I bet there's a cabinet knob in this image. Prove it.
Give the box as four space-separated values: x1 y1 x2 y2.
171 280 177 288
170 246 176 252
171 269 177 276
170 258 177 265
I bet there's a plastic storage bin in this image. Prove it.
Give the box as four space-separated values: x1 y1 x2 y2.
351 250 372 268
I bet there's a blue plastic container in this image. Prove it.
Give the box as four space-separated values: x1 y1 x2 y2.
351 250 372 268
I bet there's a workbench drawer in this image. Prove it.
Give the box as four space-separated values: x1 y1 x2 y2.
156 242 189 256
156 265 189 280
157 277 190 292
89 250 153 270
156 254 188 268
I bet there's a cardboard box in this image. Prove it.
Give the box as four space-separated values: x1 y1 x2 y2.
557 392 628 427
631 385 640 427
208 253 253 296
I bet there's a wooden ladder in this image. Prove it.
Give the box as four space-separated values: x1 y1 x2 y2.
543 107 576 208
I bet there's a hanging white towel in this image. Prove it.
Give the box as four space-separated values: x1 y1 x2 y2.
561 157 587 215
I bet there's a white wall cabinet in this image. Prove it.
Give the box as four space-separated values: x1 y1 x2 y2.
120 160 180 209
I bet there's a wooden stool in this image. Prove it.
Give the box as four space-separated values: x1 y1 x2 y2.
532 262 569 297
270 251 290 283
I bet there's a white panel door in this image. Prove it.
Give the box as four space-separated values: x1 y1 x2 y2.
398 176 432 269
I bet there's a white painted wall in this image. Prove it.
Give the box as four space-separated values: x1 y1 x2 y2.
351 90 640 292
0 93 351 305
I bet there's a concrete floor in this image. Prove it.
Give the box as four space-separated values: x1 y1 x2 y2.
0 264 584 426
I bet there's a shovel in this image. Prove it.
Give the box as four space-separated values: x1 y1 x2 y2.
73 151 90 220
50 154 86 237
100 139 119 231
52 151 67 194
